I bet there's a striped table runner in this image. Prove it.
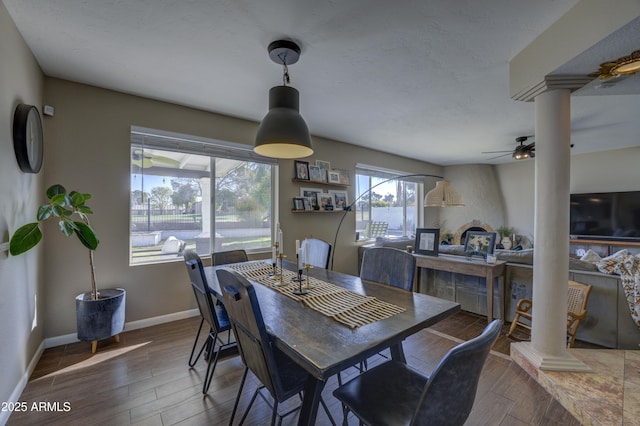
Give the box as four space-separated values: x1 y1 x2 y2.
226 261 406 328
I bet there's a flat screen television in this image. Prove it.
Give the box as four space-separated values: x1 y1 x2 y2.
570 191 640 241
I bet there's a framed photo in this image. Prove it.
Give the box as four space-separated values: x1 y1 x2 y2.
292 197 306 210
302 197 313 210
334 168 350 185
316 160 330 173
463 231 497 259
414 228 440 256
329 190 348 210
300 187 322 210
295 160 310 180
308 164 325 182
328 169 341 184
317 193 335 211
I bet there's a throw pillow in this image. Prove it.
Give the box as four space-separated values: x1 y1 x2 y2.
596 249 628 275
580 249 602 264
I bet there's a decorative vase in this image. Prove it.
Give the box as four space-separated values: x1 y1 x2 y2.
76 288 126 352
500 237 512 250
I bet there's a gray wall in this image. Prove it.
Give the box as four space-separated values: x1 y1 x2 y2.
42 77 441 340
0 1 45 417
495 147 640 239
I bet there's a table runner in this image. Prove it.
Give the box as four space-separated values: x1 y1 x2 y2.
227 261 405 328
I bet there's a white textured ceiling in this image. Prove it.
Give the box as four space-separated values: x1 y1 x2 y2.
4 0 639 165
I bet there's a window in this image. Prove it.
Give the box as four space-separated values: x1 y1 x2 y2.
130 127 277 265
355 165 423 240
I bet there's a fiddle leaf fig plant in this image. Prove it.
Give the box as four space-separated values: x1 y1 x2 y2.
10 184 100 299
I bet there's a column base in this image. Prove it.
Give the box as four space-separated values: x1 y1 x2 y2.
511 342 591 374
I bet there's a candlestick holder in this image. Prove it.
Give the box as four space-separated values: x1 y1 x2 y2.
270 241 280 277
292 263 310 295
275 253 288 287
292 254 304 282
303 264 313 290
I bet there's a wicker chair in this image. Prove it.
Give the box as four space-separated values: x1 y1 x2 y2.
507 280 592 347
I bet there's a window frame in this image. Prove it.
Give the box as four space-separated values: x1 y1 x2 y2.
129 126 278 266
355 165 424 241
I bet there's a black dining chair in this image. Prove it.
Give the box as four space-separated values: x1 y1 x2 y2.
217 268 335 426
183 249 235 394
212 249 248 266
360 247 416 291
300 238 332 269
333 319 502 426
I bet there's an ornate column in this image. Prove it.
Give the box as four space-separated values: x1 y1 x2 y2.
511 84 589 372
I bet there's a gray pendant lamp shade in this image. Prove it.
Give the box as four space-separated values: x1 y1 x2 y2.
254 85 313 159
254 39 313 159
424 180 465 207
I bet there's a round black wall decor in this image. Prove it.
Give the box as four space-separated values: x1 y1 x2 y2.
13 104 43 174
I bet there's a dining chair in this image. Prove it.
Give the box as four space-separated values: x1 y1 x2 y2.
183 249 235 394
507 280 592 347
212 249 248 266
300 238 332 269
360 247 416 291
333 319 502 426
355 247 416 375
217 268 335 426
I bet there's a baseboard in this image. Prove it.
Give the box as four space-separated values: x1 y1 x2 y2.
1 340 45 426
43 308 200 349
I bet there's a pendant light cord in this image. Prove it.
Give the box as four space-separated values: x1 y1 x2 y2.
277 53 291 86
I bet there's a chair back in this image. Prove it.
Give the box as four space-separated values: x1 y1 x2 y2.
217 267 285 399
300 238 332 269
360 247 416 291
212 249 248 266
567 280 592 346
411 319 502 426
183 249 226 332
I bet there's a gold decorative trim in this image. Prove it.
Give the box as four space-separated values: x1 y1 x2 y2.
589 50 640 80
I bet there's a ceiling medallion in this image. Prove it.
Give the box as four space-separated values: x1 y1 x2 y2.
589 50 640 80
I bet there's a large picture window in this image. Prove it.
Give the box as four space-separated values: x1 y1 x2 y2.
130 127 277 265
355 165 422 240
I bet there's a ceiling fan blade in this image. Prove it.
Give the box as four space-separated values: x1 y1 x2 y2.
131 158 153 168
486 152 512 160
481 150 512 154
148 155 180 166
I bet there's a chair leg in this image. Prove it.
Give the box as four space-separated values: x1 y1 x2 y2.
238 386 262 425
320 396 337 426
271 401 279 426
507 313 520 337
341 404 350 426
202 331 222 394
188 318 206 367
229 367 248 426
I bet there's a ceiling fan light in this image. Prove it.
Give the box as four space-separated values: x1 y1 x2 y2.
590 50 640 80
424 180 464 207
613 59 640 75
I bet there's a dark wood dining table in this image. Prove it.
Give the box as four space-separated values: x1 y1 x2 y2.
204 260 460 426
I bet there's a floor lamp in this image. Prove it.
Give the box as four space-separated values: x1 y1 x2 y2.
329 174 464 270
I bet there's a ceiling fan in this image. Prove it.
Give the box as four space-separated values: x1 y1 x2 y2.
482 136 535 161
131 149 181 168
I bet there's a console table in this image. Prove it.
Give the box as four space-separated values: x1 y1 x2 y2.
414 254 506 323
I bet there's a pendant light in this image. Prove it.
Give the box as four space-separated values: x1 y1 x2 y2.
254 40 313 159
424 180 465 207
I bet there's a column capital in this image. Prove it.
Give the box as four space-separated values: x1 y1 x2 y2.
511 75 594 102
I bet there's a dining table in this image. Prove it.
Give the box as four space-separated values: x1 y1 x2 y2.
204 259 460 426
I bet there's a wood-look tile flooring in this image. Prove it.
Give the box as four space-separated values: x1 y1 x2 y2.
8 312 586 426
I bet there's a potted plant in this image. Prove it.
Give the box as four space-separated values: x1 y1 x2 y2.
496 226 516 250
10 184 125 353
441 229 454 245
